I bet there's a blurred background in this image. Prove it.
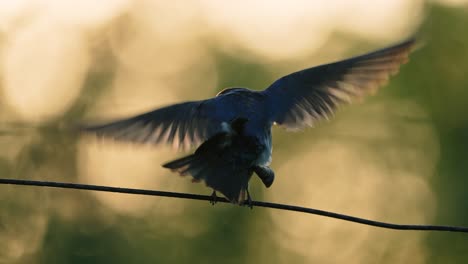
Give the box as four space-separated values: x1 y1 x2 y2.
0 0 467 263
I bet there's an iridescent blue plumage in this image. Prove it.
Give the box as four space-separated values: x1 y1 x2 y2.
83 38 416 205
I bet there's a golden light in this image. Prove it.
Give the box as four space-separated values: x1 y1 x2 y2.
265 100 438 262
78 139 187 216
39 0 130 27
199 0 423 60
2 20 89 121
0 0 438 262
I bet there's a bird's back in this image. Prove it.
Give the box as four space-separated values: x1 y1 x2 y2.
163 118 264 203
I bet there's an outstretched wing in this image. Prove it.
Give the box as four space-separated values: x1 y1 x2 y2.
263 38 416 130
82 100 223 150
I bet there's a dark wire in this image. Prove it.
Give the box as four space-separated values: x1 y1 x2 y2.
1 178 467 233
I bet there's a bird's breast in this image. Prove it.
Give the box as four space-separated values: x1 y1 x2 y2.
256 132 272 166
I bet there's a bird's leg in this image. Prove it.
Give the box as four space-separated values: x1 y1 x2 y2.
210 190 218 205
244 188 253 209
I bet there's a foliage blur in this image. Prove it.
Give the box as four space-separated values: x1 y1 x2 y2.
0 1 467 263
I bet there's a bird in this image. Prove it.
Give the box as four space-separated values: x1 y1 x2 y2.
82 38 417 207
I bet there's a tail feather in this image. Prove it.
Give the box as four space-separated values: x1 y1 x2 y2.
203 165 252 203
187 160 213 181
163 153 252 203
162 155 196 170
162 123 258 204
163 154 215 182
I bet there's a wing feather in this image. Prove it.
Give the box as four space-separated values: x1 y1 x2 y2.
264 38 417 130
82 100 223 150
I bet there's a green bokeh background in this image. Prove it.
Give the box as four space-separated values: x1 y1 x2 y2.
1 3 468 264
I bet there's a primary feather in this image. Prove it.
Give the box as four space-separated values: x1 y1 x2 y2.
83 38 417 203
263 38 416 130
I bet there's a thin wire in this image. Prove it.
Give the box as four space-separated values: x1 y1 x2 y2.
1 178 467 233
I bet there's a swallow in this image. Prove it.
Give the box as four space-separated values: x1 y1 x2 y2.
83 38 416 207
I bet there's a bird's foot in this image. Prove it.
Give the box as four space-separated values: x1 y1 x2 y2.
243 189 253 209
210 190 218 206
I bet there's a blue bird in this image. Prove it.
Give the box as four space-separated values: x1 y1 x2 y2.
83 38 416 206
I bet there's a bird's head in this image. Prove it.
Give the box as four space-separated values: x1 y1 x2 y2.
216 87 251 97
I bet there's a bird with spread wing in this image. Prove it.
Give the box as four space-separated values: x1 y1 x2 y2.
83 38 417 206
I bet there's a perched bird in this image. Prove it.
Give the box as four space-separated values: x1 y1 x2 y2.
83 38 416 206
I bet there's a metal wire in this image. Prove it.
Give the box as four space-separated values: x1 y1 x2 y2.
1 178 467 233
